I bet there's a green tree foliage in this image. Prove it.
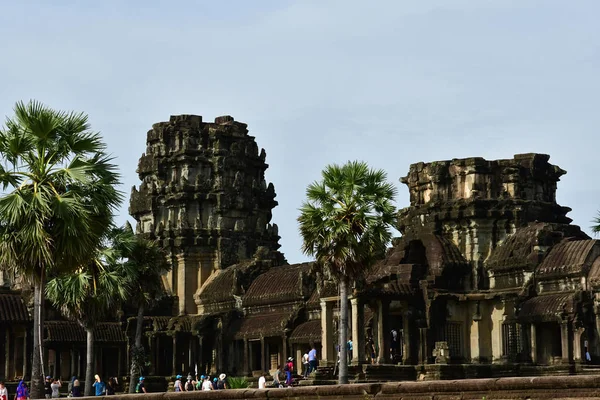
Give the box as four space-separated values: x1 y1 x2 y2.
0 100 121 398
297 161 396 384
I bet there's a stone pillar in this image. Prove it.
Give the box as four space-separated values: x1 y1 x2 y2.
561 321 570 363
350 297 365 364
281 335 287 368
5 329 11 378
376 299 390 364
22 330 28 379
197 336 203 375
172 334 178 375
260 337 266 372
418 327 429 365
470 318 481 363
243 339 249 376
573 326 584 363
402 312 411 364
70 349 76 379
320 300 335 365
530 324 537 364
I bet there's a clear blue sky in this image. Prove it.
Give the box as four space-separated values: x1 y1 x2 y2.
1 1 599 263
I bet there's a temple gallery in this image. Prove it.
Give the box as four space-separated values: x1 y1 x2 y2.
2 115 599 382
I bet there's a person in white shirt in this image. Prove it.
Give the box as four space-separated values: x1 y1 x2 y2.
258 374 266 389
201 377 213 391
302 351 309 377
50 380 61 398
0 381 8 400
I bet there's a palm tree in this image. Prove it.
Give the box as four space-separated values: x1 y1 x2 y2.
121 223 170 393
593 212 600 235
46 227 133 396
0 100 121 398
298 161 396 384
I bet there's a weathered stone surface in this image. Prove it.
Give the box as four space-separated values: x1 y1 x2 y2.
129 114 285 315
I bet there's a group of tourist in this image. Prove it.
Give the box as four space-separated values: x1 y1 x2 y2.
301 345 319 378
173 373 227 391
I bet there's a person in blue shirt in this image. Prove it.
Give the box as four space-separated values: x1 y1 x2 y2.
308 345 318 374
93 375 105 396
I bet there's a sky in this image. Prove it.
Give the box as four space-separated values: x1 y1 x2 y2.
1 1 599 264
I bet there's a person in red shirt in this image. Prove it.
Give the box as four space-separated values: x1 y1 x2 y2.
285 357 294 386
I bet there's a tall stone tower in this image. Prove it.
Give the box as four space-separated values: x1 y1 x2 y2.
130 115 284 315
398 153 573 289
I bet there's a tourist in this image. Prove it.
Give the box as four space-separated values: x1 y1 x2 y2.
174 375 183 392
44 376 53 399
308 345 318 374
201 376 213 391
50 379 61 398
302 350 309 377
185 377 194 391
105 378 116 395
258 374 266 389
135 377 147 394
0 381 8 400
15 381 29 400
272 366 282 388
390 329 398 360
212 378 218 390
284 357 294 386
366 336 376 364
216 374 227 390
93 375 105 396
67 377 76 397
347 336 353 362
195 376 205 390
71 380 81 397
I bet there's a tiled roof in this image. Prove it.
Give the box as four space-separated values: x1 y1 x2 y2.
44 321 127 343
232 309 298 340
536 239 599 279
0 293 30 322
518 293 579 322
289 320 321 344
486 222 588 272
242 263 312 307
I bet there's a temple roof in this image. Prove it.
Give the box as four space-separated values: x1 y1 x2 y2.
232 309 299 340
0 293 30 323
289 320 321 344
487 223 589 272
536 239 600 279
242 263 313 307
44 321 127 343
518 292 579 323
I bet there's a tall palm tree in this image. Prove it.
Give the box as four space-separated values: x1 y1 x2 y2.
0 100 121 398
121 223 170 393
298 161 396 384
46 227 133 396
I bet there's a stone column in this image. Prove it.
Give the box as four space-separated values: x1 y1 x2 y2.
418 327 429 365
281 335 287 368
260 337 266 372
350 297 365 365
320 300 335 365
5 329 11 378
22 330 28 379
243 339 249 376
197 336 203 375
573 326 584 363
172 334 178 375
376 299 390 364
530 324 537 364
402 312 412 364
561 321 570 363
70 349 76 379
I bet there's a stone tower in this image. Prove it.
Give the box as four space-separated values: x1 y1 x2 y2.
130 115 284 315
397 153 572 289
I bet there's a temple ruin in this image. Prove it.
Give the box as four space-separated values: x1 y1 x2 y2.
2 114 600 385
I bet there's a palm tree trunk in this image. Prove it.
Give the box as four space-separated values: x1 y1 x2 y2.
31 272 46 399
338 276 349 384
129 303 145 393
84 327 95 397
